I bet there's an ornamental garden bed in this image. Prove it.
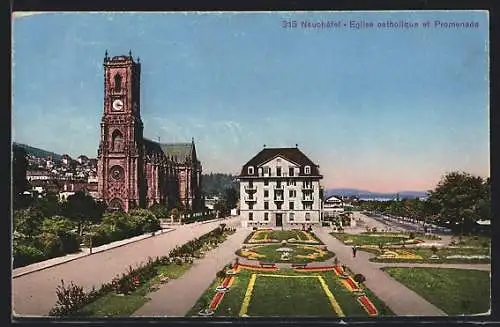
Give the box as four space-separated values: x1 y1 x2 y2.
49 225 235 317
236 244 334 263
244 229 323 245
361 245 490 264
382 267 490 315
187 265 393 317
330 232 423 246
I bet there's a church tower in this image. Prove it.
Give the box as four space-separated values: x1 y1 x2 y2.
97 51 145 212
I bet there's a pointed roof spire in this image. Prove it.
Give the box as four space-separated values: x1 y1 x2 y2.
137 56 140 63
192 137 194 144
104 49 108 61
129 49 132 57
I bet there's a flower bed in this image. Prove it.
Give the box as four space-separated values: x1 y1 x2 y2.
294 266 336 272
237 244 334 263
236 263 279 272
332 264 378 316
357 295 378 316
245 230 321 245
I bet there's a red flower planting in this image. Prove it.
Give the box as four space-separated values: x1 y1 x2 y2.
209 292 225 310
295 266 336 272
357 295 378 316
345 277 359 291
333 266 344 276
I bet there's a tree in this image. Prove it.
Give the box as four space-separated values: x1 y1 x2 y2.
223 187 238 210
13 208 45 240
128 209 160 233
149 203 169 220
427 171 488 234
32 192 62 218
63 192 104 236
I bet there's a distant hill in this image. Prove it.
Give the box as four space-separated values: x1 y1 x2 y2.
324 188 428 200
13 142 62 160
202 173 239 197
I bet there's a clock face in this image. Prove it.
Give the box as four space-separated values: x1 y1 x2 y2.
112 99 124 111
110 165 124 181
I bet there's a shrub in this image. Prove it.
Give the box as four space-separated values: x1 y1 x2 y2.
216 268 226 280
37 232 63 258
59 232 81 254
430 245 438 254
49 280 88 316
354 274 366 285
13 244 45 268
409 232 415 239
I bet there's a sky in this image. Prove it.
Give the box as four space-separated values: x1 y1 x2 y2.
12 11 489 192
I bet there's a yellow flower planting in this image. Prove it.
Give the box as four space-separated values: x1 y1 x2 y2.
295 245 328 260
240 247 266 260
239 273 257 316
318 276 345 317
377 249 422 260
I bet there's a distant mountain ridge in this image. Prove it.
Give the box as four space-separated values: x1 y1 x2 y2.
13 142 63 161
324 188 428 199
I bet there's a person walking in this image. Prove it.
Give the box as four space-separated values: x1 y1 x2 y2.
352 245 358 258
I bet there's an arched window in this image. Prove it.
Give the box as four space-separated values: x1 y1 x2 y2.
114 73 122 92
109 198 124 211
247 166 254 175
111 129 123 152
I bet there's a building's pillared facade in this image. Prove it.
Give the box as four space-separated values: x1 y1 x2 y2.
97 52 202 212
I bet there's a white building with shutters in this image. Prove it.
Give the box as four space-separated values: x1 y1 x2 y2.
238 146 323 228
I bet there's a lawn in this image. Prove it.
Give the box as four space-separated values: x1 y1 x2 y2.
449 235 490 248
244 229 322 244
382 267 490 315
187 267 393 317
246 275 336 316
77 263 192 316
236 244 335 263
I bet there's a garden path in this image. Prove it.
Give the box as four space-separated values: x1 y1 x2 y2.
12 216 241 316
313 227 447 316
132 227 249 317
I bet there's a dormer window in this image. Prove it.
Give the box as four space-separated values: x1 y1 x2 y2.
258 167 263 176
305 165 311 175
248 166 254 175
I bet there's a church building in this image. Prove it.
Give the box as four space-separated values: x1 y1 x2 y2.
97 51 203 212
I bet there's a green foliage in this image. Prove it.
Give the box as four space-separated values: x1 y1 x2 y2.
148 203 169 219
202 173 239 197
37 232 64 257
427 172 490 234
129 209 160 233
13 244 45 267
13 208 45 239
63 191 105 227
358 171 490 235
32 192 62 217
49 280 89 316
